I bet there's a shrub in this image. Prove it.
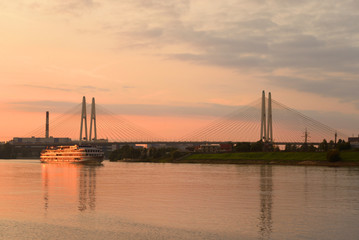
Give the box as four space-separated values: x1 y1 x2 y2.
171 150 182 160
327 149 341 162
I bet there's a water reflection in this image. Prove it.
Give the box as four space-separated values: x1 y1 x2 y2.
258 165 273 240
42 165 49 211
41 164 100 212
78 166 97 212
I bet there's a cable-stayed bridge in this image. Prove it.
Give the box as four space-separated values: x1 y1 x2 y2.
24 91 347 145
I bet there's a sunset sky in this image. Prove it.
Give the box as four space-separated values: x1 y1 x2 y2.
1 0 359 141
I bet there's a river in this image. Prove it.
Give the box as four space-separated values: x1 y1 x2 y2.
1 160 359 239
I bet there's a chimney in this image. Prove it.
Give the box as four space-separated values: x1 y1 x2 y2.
45 111 49 138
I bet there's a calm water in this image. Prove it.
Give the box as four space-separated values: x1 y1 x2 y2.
1 160 359 240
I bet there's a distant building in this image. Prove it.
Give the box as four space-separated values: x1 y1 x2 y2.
348 137 359 149
92 138 109 143
197 144 221 153
12 137 72 144
220 143 233 152
196 143 233 153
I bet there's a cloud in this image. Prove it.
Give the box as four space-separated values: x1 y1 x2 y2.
9 0 359 108
31 0 100 16
7 99 242 117
17 0 359 74
22 84 110 93
101 0 359 77
122 85 135 89
22 84 72 92
97 103 240 117
132 0 190 17
270 35 359 72
299 109 359 136
268 76 359 107
8 100 80 113
8 100 358 136
79 85 110 92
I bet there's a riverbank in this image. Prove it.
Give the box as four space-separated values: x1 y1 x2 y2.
117 151 359 167
178 151 359 166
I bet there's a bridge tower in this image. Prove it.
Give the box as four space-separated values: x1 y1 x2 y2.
45 111 49 138
260 90 267 141
267 92 273 143
89 97 97 142
79 96 88 143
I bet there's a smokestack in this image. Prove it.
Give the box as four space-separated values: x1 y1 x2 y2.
45 111 49 138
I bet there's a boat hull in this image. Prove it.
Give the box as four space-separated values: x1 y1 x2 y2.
40 157 104 164
40 145 104 164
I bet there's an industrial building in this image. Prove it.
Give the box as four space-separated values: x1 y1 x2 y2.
348 137 359 149
12 137 72 144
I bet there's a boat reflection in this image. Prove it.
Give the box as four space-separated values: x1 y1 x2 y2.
258 165 273 240
78 165 97 212
41 163 102 212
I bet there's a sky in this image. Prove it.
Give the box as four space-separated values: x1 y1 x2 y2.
1 0 359 141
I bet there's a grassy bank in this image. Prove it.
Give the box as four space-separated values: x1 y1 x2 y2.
179 151 359 166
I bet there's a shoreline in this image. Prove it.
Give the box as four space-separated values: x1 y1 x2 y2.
173 159 359 167
117 151 359 167
2 158 358 167
116 158 359 167
4 150 359 167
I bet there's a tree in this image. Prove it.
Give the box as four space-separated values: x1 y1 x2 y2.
235 142 251 152
337 139 351 151
147 147 179 159
285 143 292 152
250 141 263 152
319 139 328 151
298 143 317 152
171 150 182 160
308 144 317 152
109 145 141 161
301 143 309 152
285 143 298 152
328 140 335 150
0 143 15 159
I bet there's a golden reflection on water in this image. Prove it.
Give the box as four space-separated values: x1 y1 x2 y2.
258 165 273 240
1 161 359 239
39 162 275 238
78 165 97 212
41 163 100 213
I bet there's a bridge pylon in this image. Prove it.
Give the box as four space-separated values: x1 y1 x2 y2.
260 91 273 143
260 90 267 141
89 97 97 142
267 92 273 143
79 96 88 143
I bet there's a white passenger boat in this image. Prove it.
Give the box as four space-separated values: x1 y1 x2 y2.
40 145 104 164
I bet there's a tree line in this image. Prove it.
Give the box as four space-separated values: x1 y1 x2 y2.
233 139 351 153
109 145 184 161
0 143 15 158
284 139 351 152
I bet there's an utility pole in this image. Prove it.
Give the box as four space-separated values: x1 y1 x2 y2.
79 96 88 143
299 128 309 151
335 131 337 145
